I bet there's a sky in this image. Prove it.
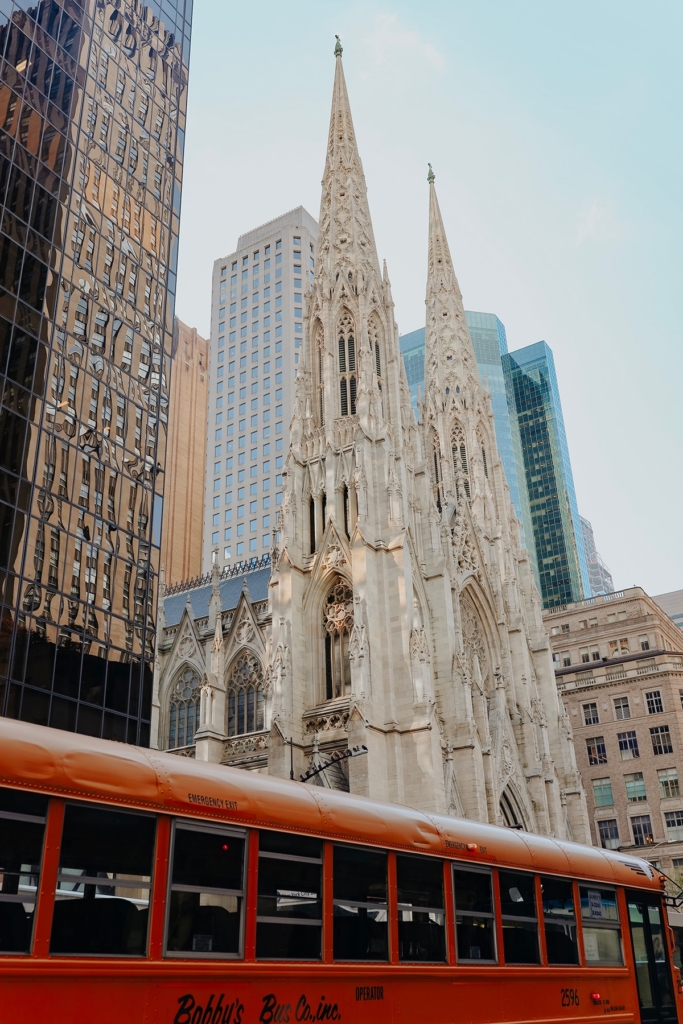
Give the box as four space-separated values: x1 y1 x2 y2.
174 0 683 598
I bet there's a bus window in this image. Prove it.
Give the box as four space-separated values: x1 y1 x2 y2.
50 804 155 956
579 886 623 965
541 876 579 965
256 831 322 960
333 845 388 961
0 787 48 955
452 866 497 963
397 854 446 963
166 822 245 958
499 870 540 965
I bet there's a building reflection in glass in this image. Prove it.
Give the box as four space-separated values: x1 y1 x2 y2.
0 0 191 744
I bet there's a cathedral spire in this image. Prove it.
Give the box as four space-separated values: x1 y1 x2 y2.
424 169 478 394
317 39 381 281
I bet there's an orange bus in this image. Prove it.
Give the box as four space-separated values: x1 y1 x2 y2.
0 718 680 1024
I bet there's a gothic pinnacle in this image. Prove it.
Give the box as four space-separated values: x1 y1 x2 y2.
319 29 381 280
424 172 478 390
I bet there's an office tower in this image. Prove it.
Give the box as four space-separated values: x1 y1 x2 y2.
653 590 683 634
203 207 318 572
0 0 191 744
399 314 535 568
161 318 208 586
545 589 683 924
580 515 614 597
504 342 590 609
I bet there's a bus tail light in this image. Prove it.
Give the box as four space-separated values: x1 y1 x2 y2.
590 993 601 1004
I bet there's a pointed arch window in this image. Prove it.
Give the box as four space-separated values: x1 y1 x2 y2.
476 426 488 479
323 578 354 700
451 426 470 501
431 431 443 513
168 666 200 748
337 311 356 417
500 786 528 830
368 315 383 393
227 652 265 736
316 324 325 425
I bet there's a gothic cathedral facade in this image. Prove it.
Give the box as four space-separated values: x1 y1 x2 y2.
153 44 590 844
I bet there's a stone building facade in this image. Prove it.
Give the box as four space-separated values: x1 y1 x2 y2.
152 43 590 843
161 318 208 586
545 587 683 877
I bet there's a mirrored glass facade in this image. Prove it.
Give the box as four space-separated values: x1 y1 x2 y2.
504 341 590 609
399 314 535 574
0 0 191 743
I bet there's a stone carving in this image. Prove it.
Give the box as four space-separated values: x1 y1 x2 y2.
501 740 514 780
348 594 370 698
305 712 350 734
178 634 193 659
211 612 223 653
235 618 255 644
223 732 269 759
321 544 346 571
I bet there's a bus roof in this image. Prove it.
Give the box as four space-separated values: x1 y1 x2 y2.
0 718 659 891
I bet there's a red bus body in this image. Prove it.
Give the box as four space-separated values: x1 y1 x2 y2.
0 719 680 1024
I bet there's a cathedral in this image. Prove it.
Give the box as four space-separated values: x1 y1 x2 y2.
152 42 591 843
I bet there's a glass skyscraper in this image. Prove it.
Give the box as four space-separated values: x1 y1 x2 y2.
400 313 535 569
204 208 317 573
0 0 191 743
504 342 590 608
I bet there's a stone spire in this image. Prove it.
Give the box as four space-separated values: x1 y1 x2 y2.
424 168 479 397
317 38 382 284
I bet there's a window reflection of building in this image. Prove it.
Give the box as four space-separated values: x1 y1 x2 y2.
0 0 191 745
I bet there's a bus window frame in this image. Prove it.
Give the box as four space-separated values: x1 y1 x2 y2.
539 874 581 968
498 867 541 967
33 798 64 958
49 800 158 959
331 842 390 963
452 862 498 965
164 818 248 960
579 883 624 967
255 828 324 962
395 851 447 965
0 786 49 957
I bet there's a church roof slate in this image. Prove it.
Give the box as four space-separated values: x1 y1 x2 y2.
163 567 270 627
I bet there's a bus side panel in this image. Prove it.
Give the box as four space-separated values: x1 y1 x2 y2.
0 970 640 1024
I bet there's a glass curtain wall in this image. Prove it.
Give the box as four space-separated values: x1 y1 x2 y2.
0 0 191 743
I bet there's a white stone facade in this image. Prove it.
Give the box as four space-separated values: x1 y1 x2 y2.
153 45 590 843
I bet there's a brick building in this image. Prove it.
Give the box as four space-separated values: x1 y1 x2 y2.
161 319 209 586
545 588 683 881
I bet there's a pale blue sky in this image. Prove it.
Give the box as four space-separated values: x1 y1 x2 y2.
175 0 682 597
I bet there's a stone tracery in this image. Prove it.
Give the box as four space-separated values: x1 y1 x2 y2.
323 577 354 700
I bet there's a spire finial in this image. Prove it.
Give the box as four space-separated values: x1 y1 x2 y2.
427 163 435 184
334 34 343 56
